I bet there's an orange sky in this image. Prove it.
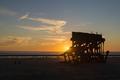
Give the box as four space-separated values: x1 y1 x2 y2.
0 0 120 52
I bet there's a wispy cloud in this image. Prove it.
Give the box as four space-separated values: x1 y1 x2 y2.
0 36 31 46
40 42 56 46
19 14 67 34
42 35 66 42
0 8 17 16
19 13 29 19
18 14 71 47
28 18 66 28
19 25 57 31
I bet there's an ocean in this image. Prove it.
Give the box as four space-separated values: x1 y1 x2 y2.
0 51 62 55
0 51 119 55
0 51 63 60
0 51 120 63
0 51 120 56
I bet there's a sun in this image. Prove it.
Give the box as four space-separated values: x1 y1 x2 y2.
64 45 70 51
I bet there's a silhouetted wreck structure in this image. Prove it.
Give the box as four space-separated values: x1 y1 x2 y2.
64 32 108 63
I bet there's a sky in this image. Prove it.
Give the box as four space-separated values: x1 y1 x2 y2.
0 0 120 52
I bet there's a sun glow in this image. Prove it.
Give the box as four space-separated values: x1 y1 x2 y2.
64 45 70 51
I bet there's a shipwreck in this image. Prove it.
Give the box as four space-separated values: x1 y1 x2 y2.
63 32 109 63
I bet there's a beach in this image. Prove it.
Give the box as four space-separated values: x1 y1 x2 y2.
0 57 120 80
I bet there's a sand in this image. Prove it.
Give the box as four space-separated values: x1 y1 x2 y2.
0 58 120 80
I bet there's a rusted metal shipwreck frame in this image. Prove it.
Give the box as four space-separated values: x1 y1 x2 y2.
64 32 108 63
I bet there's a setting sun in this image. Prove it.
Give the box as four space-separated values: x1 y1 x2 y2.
63 45 70 51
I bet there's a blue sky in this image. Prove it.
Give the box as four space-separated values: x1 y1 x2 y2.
0 0 120 51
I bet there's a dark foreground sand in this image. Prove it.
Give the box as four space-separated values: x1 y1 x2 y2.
0 58 120 80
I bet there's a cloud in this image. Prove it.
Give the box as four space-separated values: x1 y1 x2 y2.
19 25 55 31
0 36 31 46
0 8 16 16
19 14 66 27
19 14 67 34
18 14 71 47
28 18 66 28
19 13 29 19
42 35 66 41
40 42 56 46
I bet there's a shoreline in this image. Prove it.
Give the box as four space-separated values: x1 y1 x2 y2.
0 58 120 80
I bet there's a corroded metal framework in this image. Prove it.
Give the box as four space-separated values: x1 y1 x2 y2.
64 32 108 63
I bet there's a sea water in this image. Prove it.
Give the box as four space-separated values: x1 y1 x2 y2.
0 51 120 62
0 51 119 55
0 51 63 59
0 51 62 55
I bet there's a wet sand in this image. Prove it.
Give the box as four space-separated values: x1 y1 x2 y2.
0 58 120 80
